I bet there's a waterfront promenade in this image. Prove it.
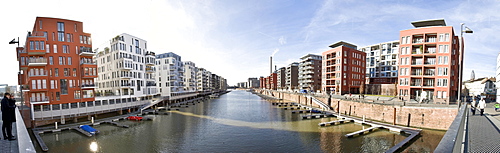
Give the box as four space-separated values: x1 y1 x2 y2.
0 112 19 153
467 102 500 152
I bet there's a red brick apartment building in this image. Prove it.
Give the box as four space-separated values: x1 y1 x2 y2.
322 41 366 94
17 17 96 126
397 19 461 104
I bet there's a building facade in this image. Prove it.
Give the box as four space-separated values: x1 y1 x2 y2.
397 19 461 104
276 67 286 90
197 68 211 92
463 77 496 101
95 33 157 98
156 52 189 100
247 77 259 88
322 41 366 94
285 63 299 90
17 17 97 124
360 41 399 84
298 54 322 92
184 61 197 92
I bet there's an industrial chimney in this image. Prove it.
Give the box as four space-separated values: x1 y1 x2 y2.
270 56 272 74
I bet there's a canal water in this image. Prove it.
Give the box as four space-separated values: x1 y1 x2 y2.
36 90 445 152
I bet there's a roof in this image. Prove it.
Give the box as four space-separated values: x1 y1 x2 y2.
411 19 446 28
328 41 357 49
464 77 496 84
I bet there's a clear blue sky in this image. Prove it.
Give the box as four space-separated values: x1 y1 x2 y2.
1 0 499 85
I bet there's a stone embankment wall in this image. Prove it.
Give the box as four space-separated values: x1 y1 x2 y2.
258 89 457 130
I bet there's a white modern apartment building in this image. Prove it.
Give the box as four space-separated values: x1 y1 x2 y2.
298 54 322 92
197 68 211 92
184 61 197 92
156 52 190 100
95 33 157 98
360 40 399 84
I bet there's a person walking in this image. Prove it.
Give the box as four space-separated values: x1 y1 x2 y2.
495 102 500 112
478 98 487 116
1 93 16 141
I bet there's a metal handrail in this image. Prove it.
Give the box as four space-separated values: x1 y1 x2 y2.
435 103 468 152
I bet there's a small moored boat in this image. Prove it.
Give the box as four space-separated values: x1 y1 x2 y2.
127 116 143 121
79 125 99 135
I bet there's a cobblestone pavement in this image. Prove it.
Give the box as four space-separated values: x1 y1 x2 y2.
468 102 500 153
0 112 19 153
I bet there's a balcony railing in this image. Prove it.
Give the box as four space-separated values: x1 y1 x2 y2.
28 70 48 77
146 83 156 87
30 96 49 103
81 84 96 88
27 31 46 38
79 47 95 55
121 83 132 87
145 51 156 56
28 58 47 64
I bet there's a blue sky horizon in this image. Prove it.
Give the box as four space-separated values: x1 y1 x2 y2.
1 0 499 85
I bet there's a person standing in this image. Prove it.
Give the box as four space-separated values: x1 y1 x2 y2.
478 98 487 116
1 93 16 141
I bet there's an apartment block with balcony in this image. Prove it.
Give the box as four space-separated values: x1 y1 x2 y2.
197 68 211 92
276 67 286 90
156 52 190 100
298 54 322 92
16 17 97 125
397 19 461 104
361 40 399 84
285 63 299 90
322 41 366 94
184 61 197 92
95 33 157 99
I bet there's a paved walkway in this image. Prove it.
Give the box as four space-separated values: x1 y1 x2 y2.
0 111 19 153
468 102 500 153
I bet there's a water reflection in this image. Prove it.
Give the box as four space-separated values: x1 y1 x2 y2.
37 90 445 152
89 141 98 152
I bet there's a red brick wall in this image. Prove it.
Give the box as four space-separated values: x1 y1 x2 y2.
259 89 457 130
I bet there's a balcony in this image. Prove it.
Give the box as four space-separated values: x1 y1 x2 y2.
82 73 97 78
146 83 156 87
80 59 96 65
120 83 132 88
81 84 96 89
120 74 133 79
119 66 133 70
21 85 30 91
28 70 48 77
30 96 49 104
28 58 47 66
146 51 156 57
79 47 96 56
28 50 47 55
146 68 154 73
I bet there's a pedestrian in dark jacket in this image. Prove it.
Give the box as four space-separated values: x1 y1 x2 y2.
1 93 16 140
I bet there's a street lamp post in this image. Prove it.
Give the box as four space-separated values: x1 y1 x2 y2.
458 23 473 105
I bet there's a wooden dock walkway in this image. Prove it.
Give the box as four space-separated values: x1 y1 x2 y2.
345 126 382 138
291 110 311 114
318 119 353 126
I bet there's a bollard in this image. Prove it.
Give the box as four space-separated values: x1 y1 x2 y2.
393 108 396 125
55 122 58 129
91 117 94 124
407 113 411 127
363 115 365 123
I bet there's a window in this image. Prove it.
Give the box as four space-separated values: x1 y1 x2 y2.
46 44 50 53
30 41 34 50
40 41 45 50
57 22 65 41
68 57 72 65
56 92 60 101
445 33 450 42
64 68 69 76
55 68 59 77
437 91 442 98
444 56 449 64
74 23 77 32
39 20 42 29
74 91 81 99
42 80 47 89
73 68 76 77
53 44 57 53
59 57 63 65
60 79 68 95
50 80 54 89
66 33 71 42
49 56 53 65
443 91 447 98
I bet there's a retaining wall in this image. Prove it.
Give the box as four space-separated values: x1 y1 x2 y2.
260 89 457 130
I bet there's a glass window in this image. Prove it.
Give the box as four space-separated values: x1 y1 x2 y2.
60 79 68 94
